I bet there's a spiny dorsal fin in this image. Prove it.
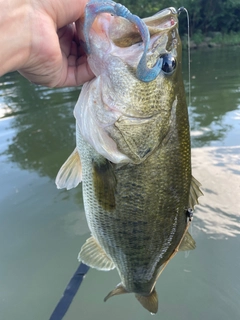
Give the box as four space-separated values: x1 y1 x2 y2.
189 175 203 209
78 236 115 271
55 148 82 190
178 231 196 251
104 283 128 302
135 288 158 314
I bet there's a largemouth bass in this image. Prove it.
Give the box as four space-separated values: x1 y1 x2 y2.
56 3 202 314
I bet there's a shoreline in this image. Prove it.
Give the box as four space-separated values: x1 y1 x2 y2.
182 31 240 50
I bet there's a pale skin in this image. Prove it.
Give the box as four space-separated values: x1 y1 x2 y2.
0 0 95 87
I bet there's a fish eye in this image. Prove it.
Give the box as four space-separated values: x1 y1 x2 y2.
161 54 176 74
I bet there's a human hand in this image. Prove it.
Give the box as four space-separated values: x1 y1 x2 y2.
0 0 94 87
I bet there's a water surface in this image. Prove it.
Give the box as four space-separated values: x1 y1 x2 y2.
0 46 240 320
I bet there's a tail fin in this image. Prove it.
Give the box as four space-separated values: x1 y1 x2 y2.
104 284 158 314
135 288 158 314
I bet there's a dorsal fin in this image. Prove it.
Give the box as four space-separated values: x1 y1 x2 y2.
104 283 128 302
135 287 158 314
189 175 203 209
55 148 82 190
78 236 115 271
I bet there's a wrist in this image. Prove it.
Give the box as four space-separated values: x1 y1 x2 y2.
0 0 31 76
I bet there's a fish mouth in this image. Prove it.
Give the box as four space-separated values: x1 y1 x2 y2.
77 7 178 50
109 7 178 48
80 1 179 82
76 7 179 82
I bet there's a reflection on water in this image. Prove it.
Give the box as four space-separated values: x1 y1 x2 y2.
192 146 240 238
184 47 240 147
0 73 80 178
0 47 240 320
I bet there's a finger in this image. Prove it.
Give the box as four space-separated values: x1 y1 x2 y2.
76 58 95 85
58 24 75 57
56 59 95 87
68 42 78 66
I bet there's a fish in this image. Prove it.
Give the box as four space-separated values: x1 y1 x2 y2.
55 3 203 314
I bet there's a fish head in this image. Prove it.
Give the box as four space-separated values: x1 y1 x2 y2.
77 7 180 79
75 8 185 164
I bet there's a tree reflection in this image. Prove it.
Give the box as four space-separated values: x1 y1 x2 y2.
0 72 80 179
183 47 240 147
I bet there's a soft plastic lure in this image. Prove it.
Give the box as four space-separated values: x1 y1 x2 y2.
83 0 163 82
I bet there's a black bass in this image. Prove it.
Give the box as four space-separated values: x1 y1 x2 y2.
56 3 202 314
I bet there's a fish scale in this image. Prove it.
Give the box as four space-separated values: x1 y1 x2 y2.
77 113 189 289
56 5 203 314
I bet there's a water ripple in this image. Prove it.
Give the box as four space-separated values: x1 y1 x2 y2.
192 146 240 238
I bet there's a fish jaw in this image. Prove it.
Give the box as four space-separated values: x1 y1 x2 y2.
77 13 143 78
76 7 179 77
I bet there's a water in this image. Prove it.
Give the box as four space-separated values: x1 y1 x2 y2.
0 46 240 320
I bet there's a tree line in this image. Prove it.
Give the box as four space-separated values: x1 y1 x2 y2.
121 0 240 35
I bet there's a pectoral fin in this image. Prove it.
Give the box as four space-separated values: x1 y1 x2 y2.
55 148 82 190
78 236 115 271
135 288 158 314
188 175 203 209
178 231 196 251
93 160 116 211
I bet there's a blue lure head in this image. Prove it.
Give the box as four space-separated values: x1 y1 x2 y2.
83 0 162 82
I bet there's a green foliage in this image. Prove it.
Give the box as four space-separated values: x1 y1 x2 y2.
120 0 240 35
220 32 240 45
191 31 204 44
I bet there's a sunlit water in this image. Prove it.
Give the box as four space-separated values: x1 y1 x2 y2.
0 46 240 320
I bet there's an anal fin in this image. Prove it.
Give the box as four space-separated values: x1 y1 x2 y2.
55 148 82 190
78 236 115 271
178 231 196 251
189 175 203 209
135 287 158 314
104 283 128 302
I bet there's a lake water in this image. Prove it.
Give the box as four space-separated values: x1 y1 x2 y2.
0 46 240 320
